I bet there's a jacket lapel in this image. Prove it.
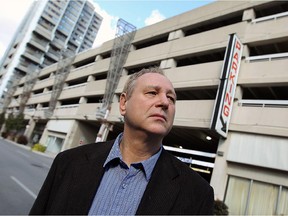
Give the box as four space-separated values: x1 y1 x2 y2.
65 141 114 214
136 150 180 215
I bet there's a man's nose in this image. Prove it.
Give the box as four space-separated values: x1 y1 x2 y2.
157 94 169 108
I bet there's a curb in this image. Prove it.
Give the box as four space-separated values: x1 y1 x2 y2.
1 137 56 159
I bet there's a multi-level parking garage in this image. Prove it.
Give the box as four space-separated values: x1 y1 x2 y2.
4 1 288 215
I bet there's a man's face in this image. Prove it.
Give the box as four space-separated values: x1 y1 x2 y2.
120 73 176 137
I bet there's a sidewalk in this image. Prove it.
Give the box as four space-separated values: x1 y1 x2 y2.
1 137 56 159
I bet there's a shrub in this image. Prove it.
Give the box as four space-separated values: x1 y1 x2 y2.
0 112 5 127
32 143 47 152
17 135 28 145
214 199 229 215
1 132 8 138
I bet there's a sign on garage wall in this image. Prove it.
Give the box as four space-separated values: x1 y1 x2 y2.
211 34 243 138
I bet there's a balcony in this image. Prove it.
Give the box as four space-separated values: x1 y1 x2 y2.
77 103 101 119
29 107 48 119
245 13 288 43
59 83 87 100
22 51 43 64
238 57 288 87
16 63 29 74
34 25 52 41
33 77 54 90
28 92 51 104
85 79 106 96
51 38 65 49
230 100 288 137
45 50 60 61
174 100 215 128
53 104 79 118
29 38 48 52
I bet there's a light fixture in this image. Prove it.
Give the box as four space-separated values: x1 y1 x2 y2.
206 136 212 141
191 167 211 174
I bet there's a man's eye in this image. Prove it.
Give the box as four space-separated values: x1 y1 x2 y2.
147 91 157 95
168 96 176 103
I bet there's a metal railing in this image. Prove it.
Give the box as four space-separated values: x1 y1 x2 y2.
245 52 288 62
238 99 288 108
251 11 288 23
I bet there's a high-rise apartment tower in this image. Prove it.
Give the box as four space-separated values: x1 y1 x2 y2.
0 0 102 108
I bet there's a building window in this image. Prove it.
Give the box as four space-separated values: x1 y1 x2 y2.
225 175 288 215
45 135 64 154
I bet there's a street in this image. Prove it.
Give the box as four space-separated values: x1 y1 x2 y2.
0 138 54 215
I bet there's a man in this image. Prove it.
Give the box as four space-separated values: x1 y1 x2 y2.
29 67 214 215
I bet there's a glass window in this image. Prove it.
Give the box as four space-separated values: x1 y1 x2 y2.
247 181 278 215
225 176 250 215
278 187 288 215
225 175 288 215
45 135 64 154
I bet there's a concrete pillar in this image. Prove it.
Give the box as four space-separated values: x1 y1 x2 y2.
168 29 184 41
113 94 119 103
24 118 36 140
160 58 177 69
210 136 231 201
242 8 256 22
87 75 95 82
79 97 87 104
130 44 136 51
39 126 49 146
95 55 103 61
56 101 61 107
242 44 250 59
234 86 244 101
63 83 69 88
43 87 50 93
122 68 128 76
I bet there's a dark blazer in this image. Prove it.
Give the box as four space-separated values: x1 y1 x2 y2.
29 140 214 215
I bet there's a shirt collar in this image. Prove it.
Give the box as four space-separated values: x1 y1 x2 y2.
104 132 162 181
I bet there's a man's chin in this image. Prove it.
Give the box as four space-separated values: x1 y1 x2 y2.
146 127 171 137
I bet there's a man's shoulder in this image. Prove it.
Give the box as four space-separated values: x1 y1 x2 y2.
162 150 212 188
55 140 114 162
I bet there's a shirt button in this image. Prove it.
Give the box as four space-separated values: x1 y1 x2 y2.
122 183 127 189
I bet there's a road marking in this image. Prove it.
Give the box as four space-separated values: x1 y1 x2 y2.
17 150 30 158
41 163 51 169
10 176 37 199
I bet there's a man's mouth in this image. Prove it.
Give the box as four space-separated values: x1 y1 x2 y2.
150 114 166 121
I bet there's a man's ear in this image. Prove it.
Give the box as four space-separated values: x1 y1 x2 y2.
119 93 127 116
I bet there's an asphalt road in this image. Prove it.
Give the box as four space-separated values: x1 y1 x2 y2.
0 138 54 215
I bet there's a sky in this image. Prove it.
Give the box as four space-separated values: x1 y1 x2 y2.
0 0 215 61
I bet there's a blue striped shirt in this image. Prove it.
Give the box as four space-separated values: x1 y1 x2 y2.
88 133 162 215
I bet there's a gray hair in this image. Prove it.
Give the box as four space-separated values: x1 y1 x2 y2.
122 67 165 98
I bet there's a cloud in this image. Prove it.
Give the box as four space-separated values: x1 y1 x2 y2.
0 0 34 60
144 10 166 26
91 2 119 48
